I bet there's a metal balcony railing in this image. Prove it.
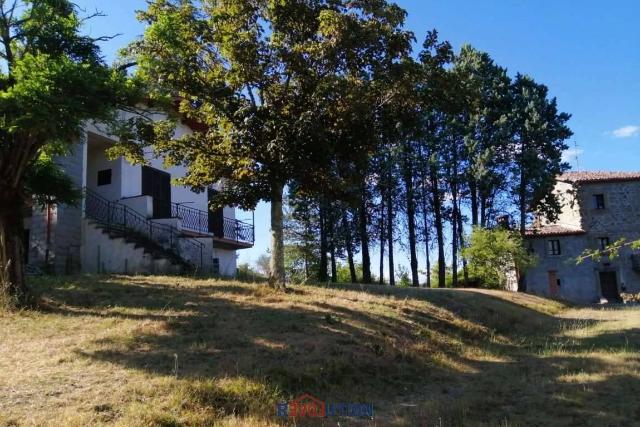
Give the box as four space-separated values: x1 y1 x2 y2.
84 189 204 270
171 202 254 245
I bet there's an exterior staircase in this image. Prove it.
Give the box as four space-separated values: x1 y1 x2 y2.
84 189 204 274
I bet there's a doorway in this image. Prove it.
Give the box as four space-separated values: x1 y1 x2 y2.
142 166 172 219
207 188 224 237
599 271 621 303
547 271 560 297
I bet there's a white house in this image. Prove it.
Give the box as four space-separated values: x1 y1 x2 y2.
24 113 254 277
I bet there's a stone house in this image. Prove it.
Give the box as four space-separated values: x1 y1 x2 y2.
524 171 640 303
24 114 254 277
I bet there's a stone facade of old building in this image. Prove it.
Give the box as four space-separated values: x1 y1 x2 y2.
524 171 640 303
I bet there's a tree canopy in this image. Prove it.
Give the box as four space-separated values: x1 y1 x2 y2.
121 0 413 287
0 0 136 304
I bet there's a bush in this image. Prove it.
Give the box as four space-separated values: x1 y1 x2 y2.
462 227 537 289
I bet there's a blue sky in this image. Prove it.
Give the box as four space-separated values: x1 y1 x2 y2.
75 0 640 270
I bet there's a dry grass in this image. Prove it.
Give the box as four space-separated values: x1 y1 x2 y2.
1 276 639 426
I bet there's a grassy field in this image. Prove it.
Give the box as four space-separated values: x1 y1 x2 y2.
1 276 639 426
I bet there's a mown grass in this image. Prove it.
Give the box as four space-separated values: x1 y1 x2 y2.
0 275 639 426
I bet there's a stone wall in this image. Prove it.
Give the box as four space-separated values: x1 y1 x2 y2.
27 139 85 274
526 179 640 302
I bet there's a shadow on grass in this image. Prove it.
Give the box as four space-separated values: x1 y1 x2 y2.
32 275 640 426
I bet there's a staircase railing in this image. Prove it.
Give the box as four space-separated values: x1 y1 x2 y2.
171 202 254 245
84 188 204 271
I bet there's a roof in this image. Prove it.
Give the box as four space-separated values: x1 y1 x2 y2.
524 225 586 237
558 171 640 184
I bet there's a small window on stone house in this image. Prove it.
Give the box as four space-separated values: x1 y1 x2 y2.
527 243 535 255
212 257 220 275
593 194 605 209
598 237 610 250
547 239 561 256
97 169 112 186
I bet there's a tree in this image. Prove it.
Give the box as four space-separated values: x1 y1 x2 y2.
255 254 271 278
508 74 572 235
284 190 320 282
0 0 132 305
416 30 455 288
462 227 537 289
125 0 412 288
453 45 511 228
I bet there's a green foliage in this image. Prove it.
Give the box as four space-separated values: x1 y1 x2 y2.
463 227 537 289
121 0 413 284
124 0 412 208
396 265 412 287
1 1 135 146
236 263 264 282
255 254 270 277
508 74 573 230
577 237 639 264
24 154 81 207
284 244 318 284
335 262 366 284
0 0 138 302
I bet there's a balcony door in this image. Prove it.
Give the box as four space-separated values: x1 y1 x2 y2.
207 188 224 237
142 166 171 219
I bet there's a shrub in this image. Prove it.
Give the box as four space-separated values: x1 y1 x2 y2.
462 227 537 289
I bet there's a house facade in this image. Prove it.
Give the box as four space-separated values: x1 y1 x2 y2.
24 115 254 277
524 171 640 303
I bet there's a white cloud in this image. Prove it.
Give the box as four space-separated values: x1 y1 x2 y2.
611 125 640 138
562 148 583 162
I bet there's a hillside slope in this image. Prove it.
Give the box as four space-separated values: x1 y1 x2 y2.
1 276 638 426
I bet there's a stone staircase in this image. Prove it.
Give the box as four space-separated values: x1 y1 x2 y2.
83 189 204 274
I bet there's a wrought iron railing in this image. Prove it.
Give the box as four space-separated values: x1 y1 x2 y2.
171 202 254 245
84 189 204 270
171 203 209 234
224 216 254 244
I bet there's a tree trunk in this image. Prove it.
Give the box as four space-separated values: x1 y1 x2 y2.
330 241 337 283
0 197 28 307
378 202 385 285
420 162 431 288
346 245 356 283
450 140 460 288
430 165 446 288
342 214 357 283
480 193 487 228
425 231 431 288
457 202 469 284
451 198 458 288
470 179 478 226
319 203 328 282
269 183 286 288
386 174 395 286
402 149 419 287
518 171 527 292
519 179 527 235
359 188 372 284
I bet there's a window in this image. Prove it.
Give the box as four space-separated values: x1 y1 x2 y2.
547 239 561 256
97 169 112 186
527 243 535 255
212 258 220 275
593 194 605 209
598 237 610 250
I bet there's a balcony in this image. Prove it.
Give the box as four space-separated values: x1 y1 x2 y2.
171 202 254 249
